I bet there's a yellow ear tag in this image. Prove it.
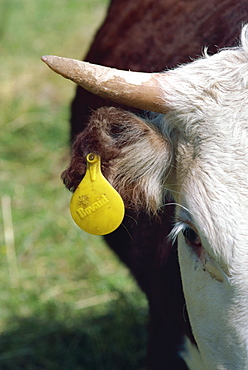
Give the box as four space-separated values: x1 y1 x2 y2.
70 153 125 235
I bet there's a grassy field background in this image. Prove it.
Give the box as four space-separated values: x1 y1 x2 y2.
0 1 147 368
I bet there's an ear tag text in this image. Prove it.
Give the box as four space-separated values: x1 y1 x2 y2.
70 153 125 235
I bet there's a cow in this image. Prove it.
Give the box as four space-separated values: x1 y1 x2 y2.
42 1 248 368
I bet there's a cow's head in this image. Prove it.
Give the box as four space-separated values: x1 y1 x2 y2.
42 26 248 368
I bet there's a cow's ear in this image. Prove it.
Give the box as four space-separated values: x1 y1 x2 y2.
62 107 171 215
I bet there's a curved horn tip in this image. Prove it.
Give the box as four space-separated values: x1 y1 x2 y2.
41 55 50 63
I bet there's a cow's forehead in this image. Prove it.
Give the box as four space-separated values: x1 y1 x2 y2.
166 78 248 257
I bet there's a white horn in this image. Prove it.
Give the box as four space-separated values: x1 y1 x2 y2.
41 55 166 113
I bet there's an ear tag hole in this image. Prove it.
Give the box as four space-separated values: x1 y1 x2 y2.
70 153 125 235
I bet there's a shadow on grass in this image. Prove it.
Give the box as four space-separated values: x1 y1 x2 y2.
0 294 148 370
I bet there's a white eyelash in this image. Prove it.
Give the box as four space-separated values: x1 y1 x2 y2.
169 222 187 245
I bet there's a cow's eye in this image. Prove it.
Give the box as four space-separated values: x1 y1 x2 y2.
182 227 201 247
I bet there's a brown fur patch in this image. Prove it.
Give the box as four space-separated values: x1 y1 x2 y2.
62 107 170 213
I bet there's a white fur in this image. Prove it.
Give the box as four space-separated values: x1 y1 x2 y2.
149 26 248 369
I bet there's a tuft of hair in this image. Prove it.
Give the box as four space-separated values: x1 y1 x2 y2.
62 107 171 215
240 24 248 52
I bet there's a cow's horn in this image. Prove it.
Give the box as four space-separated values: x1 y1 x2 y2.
41 55 166 113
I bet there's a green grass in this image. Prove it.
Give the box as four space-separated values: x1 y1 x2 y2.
0 1 148 368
